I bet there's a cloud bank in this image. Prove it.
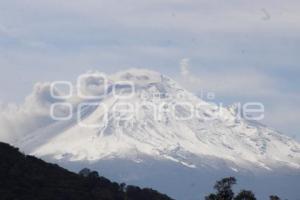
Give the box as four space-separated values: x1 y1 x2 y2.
0 71 116 143
0 83 58 143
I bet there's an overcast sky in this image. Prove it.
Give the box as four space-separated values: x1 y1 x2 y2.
0 0 299 139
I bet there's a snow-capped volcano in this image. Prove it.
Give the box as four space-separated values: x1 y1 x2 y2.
18 69 300 171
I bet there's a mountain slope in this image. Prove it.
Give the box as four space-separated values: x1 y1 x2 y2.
7 68 300 200
0 142 172 200
19 69 300 171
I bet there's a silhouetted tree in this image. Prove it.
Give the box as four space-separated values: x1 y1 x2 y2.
79 168 91 177
120 183 126 192
205 177 237 200
270 195 281 200
78 168 99 178
234 190 256 200
215 177 236 200
205 194 217 200
89 171 99 178
205 177 285 200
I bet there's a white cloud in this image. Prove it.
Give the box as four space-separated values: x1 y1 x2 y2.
0 71 116 143
180 58 190 76
0 83 62 143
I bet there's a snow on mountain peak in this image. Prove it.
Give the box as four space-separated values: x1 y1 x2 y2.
16 69 300 172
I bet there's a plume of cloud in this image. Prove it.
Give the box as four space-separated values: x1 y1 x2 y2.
180 58 190 77
0 82 64 143
179 58 205 93
77 71 108 98
0 71 109 144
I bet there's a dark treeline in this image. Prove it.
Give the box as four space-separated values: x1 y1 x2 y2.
0 142 284 200
0 142 172 200
205 177 282 200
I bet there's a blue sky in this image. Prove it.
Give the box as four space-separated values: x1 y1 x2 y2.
0 0 299 139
